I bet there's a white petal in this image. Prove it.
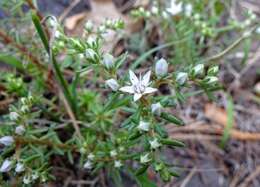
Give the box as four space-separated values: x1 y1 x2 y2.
119 86 135 94
134 93 142 101
144 87 157 94
142 71 151 86
129 70 139 85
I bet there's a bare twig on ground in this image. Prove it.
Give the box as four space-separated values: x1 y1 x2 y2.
180 168 197 187
239 165 260 187
59 0 81 22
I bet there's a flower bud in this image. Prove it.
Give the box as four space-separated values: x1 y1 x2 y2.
15 163 25 173
176 72 188 85
21 105 30 113
0 159 12 172
23 175 31 184
85 20 93 31
87 153 95 160
137 121 150 131
10 112 19 121
0 136 14 146
110 150 117 157
207 66 219 75
83 160 93 169
192 64 204 76
15 126 25 135
204 76 218 84
114 160 122 168
102 53 114 69
85 48 97 60
155 58 168 77
149 138 161 149
105 79 119 91
86 36 96 47
140 153 151 164
151 102 162 116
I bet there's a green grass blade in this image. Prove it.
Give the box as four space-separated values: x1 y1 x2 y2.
0 53 24 70
220 95 234 148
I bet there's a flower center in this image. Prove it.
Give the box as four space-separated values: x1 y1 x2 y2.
134 82 145 93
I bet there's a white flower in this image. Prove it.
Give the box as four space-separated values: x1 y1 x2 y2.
114 160 122 168
85 48 97 60
106 79 119 91
166 0 182 15
176 72 188 85
151 103 162 116
184 4 193 17
15 163 25 173
155 58 168 77
85 20 93 31
119 70 157 101
23 175 31 184
192 64 204 76
87 153 95 160
10 112 19 121
102 53 114 69
110 150 117 157
0 136 14 146
140 153 151 164
83 160 93 169
15 126 25 135
137 121 150 132
0 159 12 172
149 138 161 149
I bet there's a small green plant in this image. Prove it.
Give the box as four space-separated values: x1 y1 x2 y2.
0 0 258 186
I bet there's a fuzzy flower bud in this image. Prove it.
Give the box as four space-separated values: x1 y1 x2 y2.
137 121 150 132
10 112 19 121
105 79 119 91
192 64 204 76
0 159 12 172
0 136 14 146
102 53 114 69
110 150 117 157
155 58 168 77
149 138 161 149
87 153 95 160
140 153 151 164
23 175 31 184
204 76 218 84
85 20 93 31
207 66 219 75
151 103 162 116
15 126 25 135
83 160 93 169
114 160 123 168
85 48 97 60
15 162 25 173
176 72 188 85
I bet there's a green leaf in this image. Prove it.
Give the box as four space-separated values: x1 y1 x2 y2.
161 112 184 126
160 138 185 147
0 53 24 70
31 11 77 115
136 173 157 187
220 94 234 148
135 165 149 176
